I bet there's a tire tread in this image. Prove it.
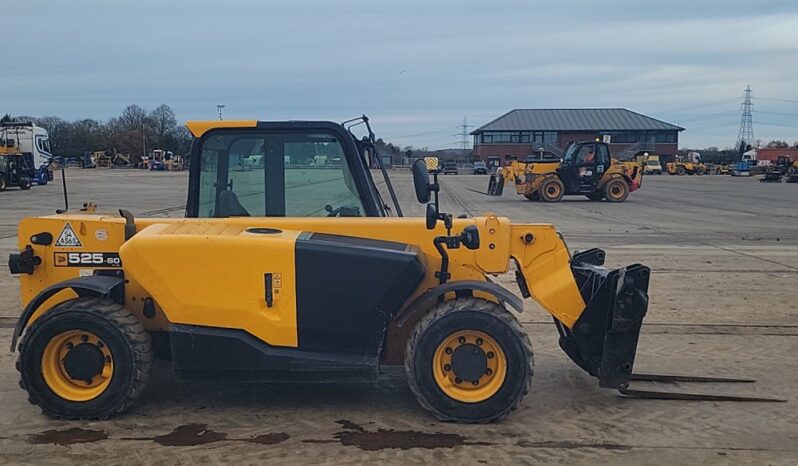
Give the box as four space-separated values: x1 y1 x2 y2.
16 297 152 420
404 297 533 423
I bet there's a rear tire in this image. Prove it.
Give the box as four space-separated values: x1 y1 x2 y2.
404 297 533 423
538 177 564 202
603 178 629 202
676 166 686 175
17 297 152 420
20 179 32 190
0 178 6 191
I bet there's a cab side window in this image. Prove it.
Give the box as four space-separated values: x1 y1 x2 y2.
597 145 610 165
575 144 596 165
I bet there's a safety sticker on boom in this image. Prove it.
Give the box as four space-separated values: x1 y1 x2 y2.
54 252 122 268
55 223 83 247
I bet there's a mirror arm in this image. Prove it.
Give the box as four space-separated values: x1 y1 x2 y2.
433 236 451 285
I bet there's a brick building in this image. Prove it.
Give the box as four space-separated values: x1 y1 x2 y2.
471 108 684 167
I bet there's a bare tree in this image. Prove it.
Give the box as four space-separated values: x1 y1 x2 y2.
148 104 177 149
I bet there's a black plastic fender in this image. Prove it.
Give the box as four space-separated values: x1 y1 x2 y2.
10 275 125 352
394 279 524 328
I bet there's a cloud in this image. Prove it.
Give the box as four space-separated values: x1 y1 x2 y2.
2 0 797 149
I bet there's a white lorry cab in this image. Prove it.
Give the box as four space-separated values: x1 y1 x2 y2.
0 122 53 184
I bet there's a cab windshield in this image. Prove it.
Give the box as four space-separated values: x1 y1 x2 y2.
196 131 366 218
562 143 579 164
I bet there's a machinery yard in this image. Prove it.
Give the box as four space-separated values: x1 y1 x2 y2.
1 170 796 464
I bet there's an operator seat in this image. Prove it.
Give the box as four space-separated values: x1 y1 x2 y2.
217 190 250 217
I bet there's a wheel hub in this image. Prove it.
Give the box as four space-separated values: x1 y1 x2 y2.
450 344 487 382
63 343 105 382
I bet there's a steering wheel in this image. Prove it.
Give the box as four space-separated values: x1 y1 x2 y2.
325 204 360 217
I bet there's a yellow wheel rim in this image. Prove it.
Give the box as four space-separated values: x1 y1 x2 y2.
609 183 624 198
41 330 114 402
544 182 561 198
432 330 507 403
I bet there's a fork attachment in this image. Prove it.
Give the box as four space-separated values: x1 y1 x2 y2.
620 373 786 402
558 248 650 390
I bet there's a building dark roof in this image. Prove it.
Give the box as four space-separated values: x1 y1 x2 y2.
471 108 685 134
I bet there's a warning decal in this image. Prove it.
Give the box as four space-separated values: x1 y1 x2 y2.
55 223 83 247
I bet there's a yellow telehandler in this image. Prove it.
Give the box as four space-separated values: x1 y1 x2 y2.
8 117 781 423
487 141 643 202
666 152 707 175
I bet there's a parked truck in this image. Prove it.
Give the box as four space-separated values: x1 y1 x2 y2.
0 122 53 184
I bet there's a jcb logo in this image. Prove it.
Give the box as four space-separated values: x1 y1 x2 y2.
54 252 122 268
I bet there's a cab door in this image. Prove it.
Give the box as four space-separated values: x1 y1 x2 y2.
595 143 611 180
560 143 601 193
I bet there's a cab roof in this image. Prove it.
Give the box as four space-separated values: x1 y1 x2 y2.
185 120 354 139
185 120 258 138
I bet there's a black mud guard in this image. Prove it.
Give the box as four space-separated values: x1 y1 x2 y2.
10 275 125 352
394 279 523 328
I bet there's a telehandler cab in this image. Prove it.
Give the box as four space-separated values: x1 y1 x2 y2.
8 117 782 422
487 141 643 202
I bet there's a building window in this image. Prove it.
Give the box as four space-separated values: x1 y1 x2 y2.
477 131 557 145
603 131 637 143
654 132 676 143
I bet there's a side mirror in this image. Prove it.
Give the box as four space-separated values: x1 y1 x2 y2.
413 159 431 203
460 225 480 250
425 203 437 230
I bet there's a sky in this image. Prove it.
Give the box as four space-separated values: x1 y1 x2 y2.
2 0 797 150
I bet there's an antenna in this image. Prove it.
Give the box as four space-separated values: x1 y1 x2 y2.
55 169 69 214
735 85 754 151
217 105 226 121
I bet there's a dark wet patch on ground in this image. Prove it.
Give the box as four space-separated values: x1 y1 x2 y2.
242 432 290 445
122 423 289 447
152 424 227 446
28 428 108 446
517 440 632 450
333 419 491 451
335 419 366 432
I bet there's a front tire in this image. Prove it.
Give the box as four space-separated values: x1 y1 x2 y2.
404 298 533 423
17 297 153 419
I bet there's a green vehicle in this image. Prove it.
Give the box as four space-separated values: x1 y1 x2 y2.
0 153 34 191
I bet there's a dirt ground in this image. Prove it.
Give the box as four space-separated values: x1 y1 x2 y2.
0 170 796 465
